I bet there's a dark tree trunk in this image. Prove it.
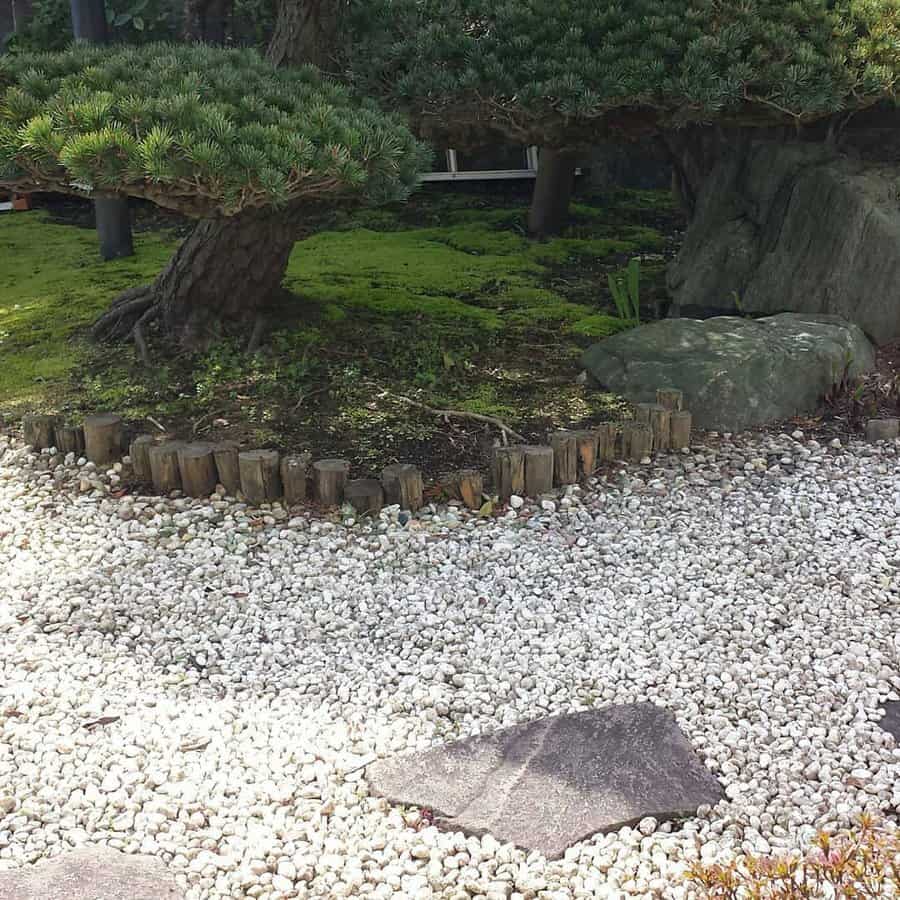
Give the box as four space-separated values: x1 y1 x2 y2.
202 0 228 43
661 126 744 219
266 0 343 70
184 0 230 43
527 148 578 237
94 197 134 260
93 213 297 349
70 0 134 261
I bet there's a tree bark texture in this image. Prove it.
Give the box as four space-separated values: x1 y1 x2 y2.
528 148 578 236
92 212 298 348
266 0 344 70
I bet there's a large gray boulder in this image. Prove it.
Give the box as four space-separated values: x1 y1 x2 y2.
582 313 875 431
0 848 183 900
367 704 722 860
667 140 900 344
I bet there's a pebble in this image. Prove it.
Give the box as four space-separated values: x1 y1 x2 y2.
1 429 899 899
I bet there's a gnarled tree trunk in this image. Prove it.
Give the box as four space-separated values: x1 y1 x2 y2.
93 213 297 349
527 148 578 236
94 0 343 351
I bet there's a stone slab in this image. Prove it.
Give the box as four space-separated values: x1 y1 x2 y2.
879 701 900 741
0 848 183 900
581 313 875 431
367 703 722 859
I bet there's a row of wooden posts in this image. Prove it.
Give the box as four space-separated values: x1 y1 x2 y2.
21 389 693 515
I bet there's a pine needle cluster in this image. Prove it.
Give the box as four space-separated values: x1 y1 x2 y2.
352 0 900 145
0 42 429 216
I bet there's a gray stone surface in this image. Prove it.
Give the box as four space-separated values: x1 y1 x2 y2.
0 848 183 900
581 313 875 431
366 704 722 859
879 702 900 741
667 140 900 344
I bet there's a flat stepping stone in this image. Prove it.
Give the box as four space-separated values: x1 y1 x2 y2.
879 701 900 740
367 703 722 859
0 848 183 900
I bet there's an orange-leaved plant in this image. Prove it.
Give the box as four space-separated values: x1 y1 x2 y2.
686 815 900 898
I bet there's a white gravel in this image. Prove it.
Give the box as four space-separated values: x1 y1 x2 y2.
1 428 899 899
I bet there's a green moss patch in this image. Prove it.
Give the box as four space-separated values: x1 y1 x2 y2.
0 188 681 474
0 212 173 407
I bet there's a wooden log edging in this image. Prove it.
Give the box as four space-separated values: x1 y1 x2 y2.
178 443 218 498
212 441 240 496
381 463 423 512
23 414 58 451
345 479 384 516
54 424 85 456
240 449 282 504
281 453 312 506
84 413 124 466
315 458 351 507
18 383 697 509
149 441 185 494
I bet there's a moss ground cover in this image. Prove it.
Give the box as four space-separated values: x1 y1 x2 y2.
0 187 681 475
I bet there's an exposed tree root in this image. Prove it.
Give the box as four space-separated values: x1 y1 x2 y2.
387 392 526 445
91 286 157 342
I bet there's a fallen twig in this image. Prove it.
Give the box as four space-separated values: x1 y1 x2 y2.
386 392 525 445
291 385 330 413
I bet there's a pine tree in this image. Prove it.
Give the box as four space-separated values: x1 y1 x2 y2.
351 0 900 233
0 42 427 346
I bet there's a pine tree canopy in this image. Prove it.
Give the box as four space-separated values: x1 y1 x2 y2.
0 42 429 217
352 0 900 146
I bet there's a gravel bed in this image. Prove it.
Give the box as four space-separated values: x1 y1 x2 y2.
1 429 899 899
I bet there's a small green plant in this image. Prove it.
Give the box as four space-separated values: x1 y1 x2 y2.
731 290 744 314
607 257 641 325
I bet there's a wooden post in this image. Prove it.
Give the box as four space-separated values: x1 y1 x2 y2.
344 479 384 516
670 411 693 450
239 449 283 504
657 388 683 412
650 405 672 450
23 414 58 450
595 422 617 463
621 423 652 462
83 413 123 465
381 463 423 511
129 434 157 481
573 430 598 479
212 441 241 495
491 446 525 501
313 459 350 507
178 443 218 498
635 403 671 451
281 453 312 506
523 445 554 496
550 431 577 485
454 470 484 510
866 417 900 442
54 424 85 456
149 441 185 494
